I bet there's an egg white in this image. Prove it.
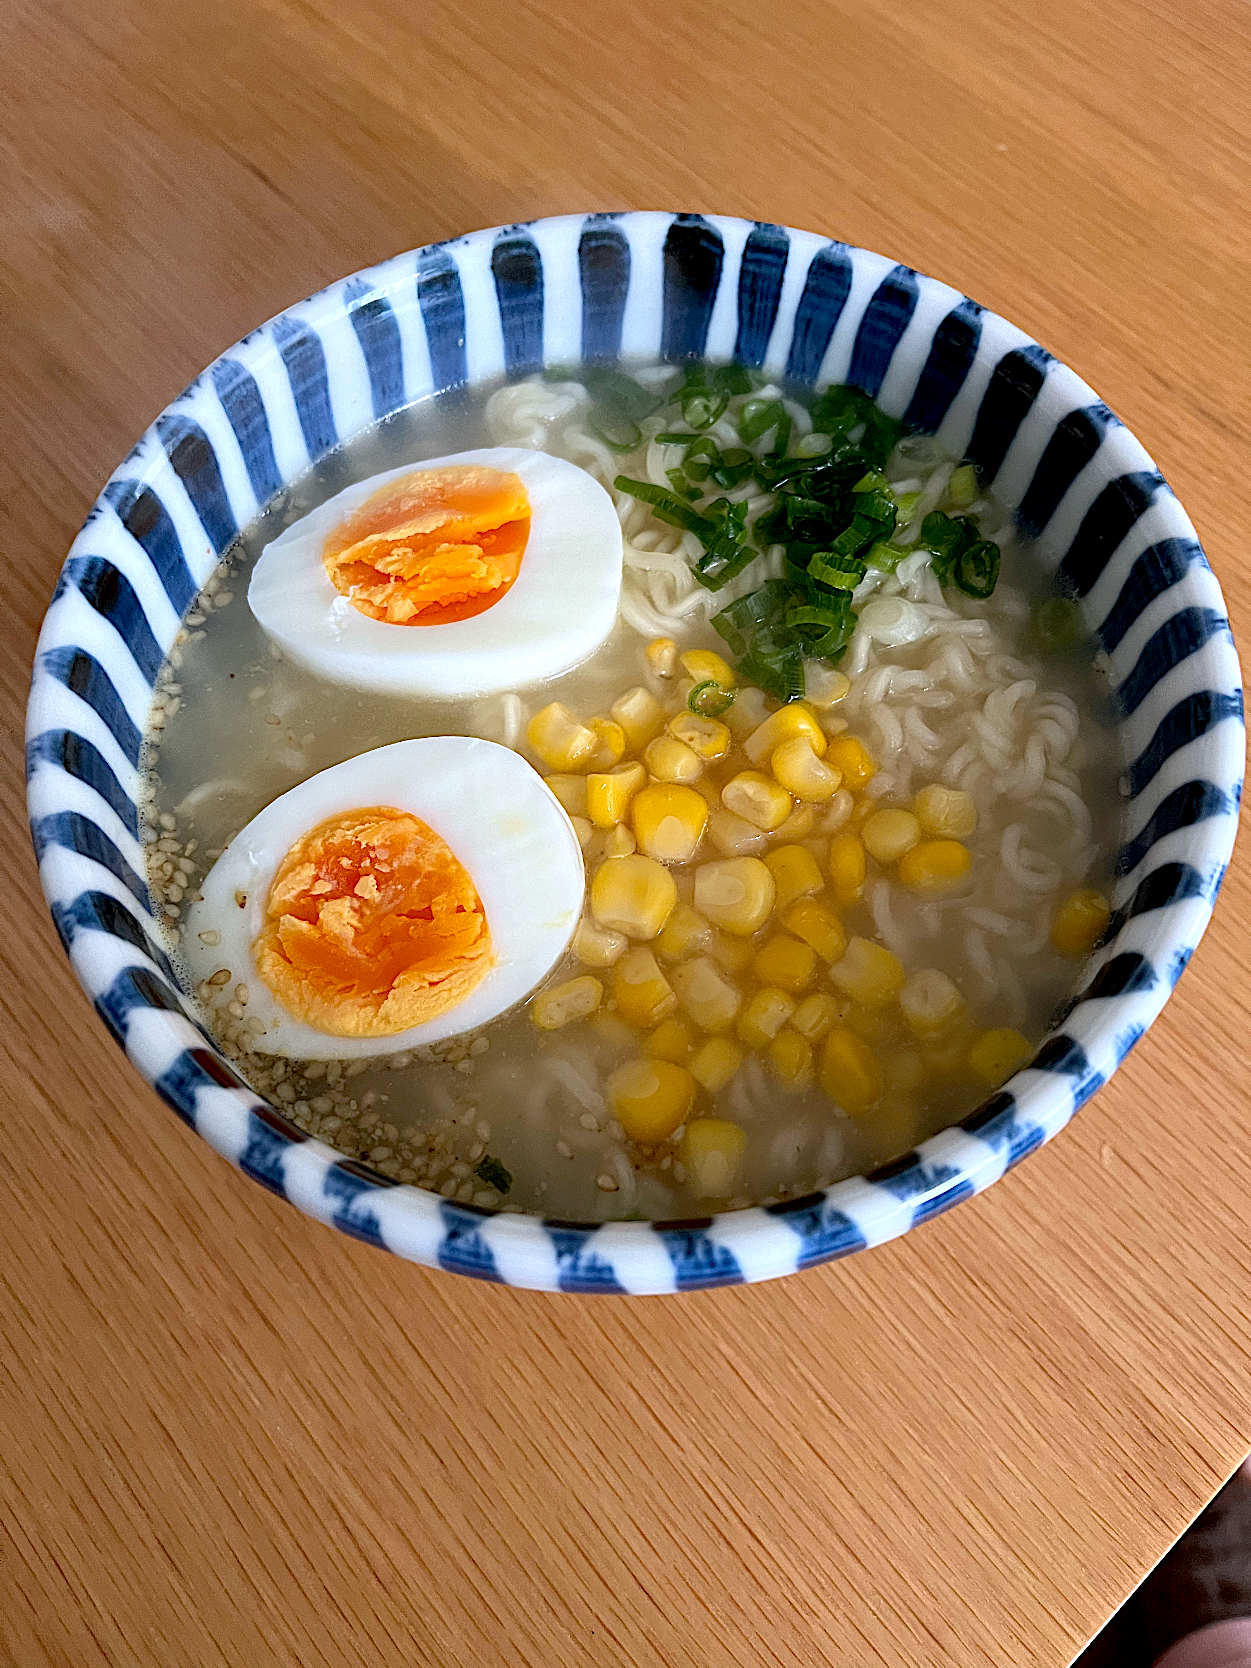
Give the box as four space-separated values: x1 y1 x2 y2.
248 447 623 697
182 737 585 1059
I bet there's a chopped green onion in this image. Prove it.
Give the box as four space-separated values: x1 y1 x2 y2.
474 1155 512 1194
809 551 868 590
588 410 643 452
655 431 698 446
614 476 712 533
891 490 921 522
712 363 753 397
1026 595 1086 655
688 679 735 717
945 462 979 510
810 384 871 438
738 397 788 442
794 431 833 458
682 391 726 430
952 540 1000 599
666 467 701 501
866 540 904 572
852 471 890 494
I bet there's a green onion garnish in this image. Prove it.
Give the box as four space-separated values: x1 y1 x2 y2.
738 397 788 442
614 476 712 533
953 539 1001 599
1026 595 1086 655
688 679 735 718
944 462 979 510
474 1155 512 1194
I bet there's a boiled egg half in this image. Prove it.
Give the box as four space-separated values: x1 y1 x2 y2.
182 736 584 1059
248 447 622 697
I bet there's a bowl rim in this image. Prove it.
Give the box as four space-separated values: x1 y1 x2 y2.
26 210 1245 1295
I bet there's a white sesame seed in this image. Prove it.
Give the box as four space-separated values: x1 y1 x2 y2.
215 591 234 607
556 1141 573 1159
468 1141 484 1161
476 1120 491 1142
579 1112 600 1133
439 1178 457 1198
455 1180 474 1203
209 967 232 986
472 1188 499 1208
596 1173 619 1192
449 1161 471 1180
369 1146 392 1162
470 1037 489 1056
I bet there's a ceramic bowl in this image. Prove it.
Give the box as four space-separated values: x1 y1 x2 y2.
26 213 1244 1293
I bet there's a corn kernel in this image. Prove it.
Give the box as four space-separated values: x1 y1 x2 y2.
610 685 666 752
1050 888 1111 957
771 737 843 803
593 1010 636 1050
528 702 598 771
899 968 965 1039
707 807 770 857
708 931 756 975
607 1058 694 1144
646 636 678 678
644 734 704 784
573 919 628 968
722 687 769 741
768 1028 814 1089
844 1001 896 1045
898 839 971 895
669 956 743 1032
762 844 824 910
722 770 793 833
913 783 977 839
752 934 818 994
587 716 627 770
737 986 796 1048
824 734 877 791
782 897 846 964
694 857 776 936
531 975 603 1030
604 824 636 857
612 946 677 1026
862 809 921 866
819 1025 882 1114
585 760 647 828
968 1027 1033 1087
656 902 714 960
590 854 677 939
921 1015 979 1080
744 704 826 766
791 992 839 1043
829 832 868 903
884 1051 925 1092
829 936 906 1007
570 816 594 851
773 802 818 842
544 775 588 816
682 1118 748 1196
679 647 737 689
689 1036 743 1093
645 1016 696 1063
667 711 732 761
803 663 851 709
631 783 708 863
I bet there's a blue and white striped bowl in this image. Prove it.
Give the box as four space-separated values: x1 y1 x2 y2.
26 212 1243 1294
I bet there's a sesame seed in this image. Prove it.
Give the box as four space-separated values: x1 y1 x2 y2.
209 968 232 986
556 1141 573 1159
198 929 220 946
579 1112 600 1133
476 1120 491 1142
455 1180 474 1203
596 1173 619 1192
449 1161 471 1180
264 713 281 726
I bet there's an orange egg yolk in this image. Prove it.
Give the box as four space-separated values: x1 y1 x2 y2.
254 808 491 1038
322 465 530 625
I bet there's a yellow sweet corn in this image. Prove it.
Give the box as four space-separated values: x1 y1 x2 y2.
771 737 843 803
669 955 743 1033
773 802 818 842
768 1028 814 1089
644 734 704 784
656 902 714 961
803 664 851 709
679 647 737 688
645 636 678 678
694 857 776 935
570 816 594 851
586 760 647 827
828 831 868 903
631 783 709 863
824 734 877 791
612 946 677 1027
1050 888 1111 957
897 839 971 895
708 931 756 975
913 783 977 839
790 992 839 1044
590 854 677 939
668 711 732 760
782 897 846 964
607 1058 694 1144
528 702 598 771
645 1016 696 1063
721 770 793 832
689 1035 743 1094
744 704 826 766
737 986 796 1048
829 936 906 1007
752 934 818 994
921 1015 979 1080
763 844 824 910
968 1027 1034 1087
819 1025 882 1115
861 808 921 866
898 968 965 1039
587 716 627 770
531 975 603 1030
572 919 628 969
707 807 770 857
682 1118 748 1196
604 824 636 857
610 685 666 752
720 699 766 754
544 774 588 817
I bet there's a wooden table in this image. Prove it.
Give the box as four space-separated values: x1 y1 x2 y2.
3 2 1250 1663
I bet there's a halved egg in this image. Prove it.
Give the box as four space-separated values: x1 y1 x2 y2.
182 737 585 1059
248 447 622 697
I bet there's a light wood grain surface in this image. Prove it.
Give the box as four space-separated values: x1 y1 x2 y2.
3 2 1250 1663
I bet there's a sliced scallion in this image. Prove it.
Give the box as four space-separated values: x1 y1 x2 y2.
688 679 735 717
